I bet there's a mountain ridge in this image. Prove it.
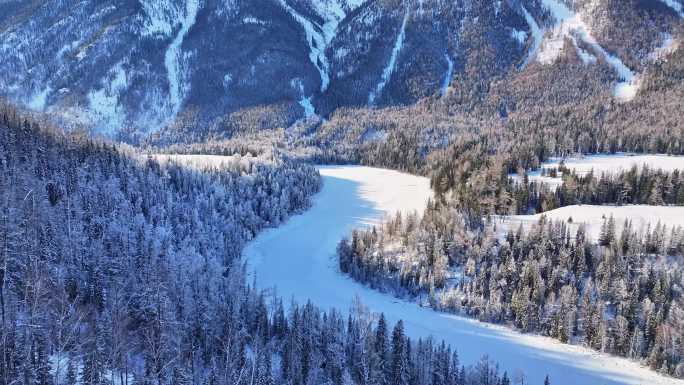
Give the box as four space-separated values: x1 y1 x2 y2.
0 0 681 140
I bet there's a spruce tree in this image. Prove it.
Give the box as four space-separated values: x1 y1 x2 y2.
391 321 409 385
375 313 389 383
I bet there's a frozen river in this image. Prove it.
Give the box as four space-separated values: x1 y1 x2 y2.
244 166 680 385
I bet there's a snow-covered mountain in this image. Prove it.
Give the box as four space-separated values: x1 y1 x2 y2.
0 0 681 137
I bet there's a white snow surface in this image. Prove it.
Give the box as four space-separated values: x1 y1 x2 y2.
659 0 684 18
50 354 133 385
27 87 51 111
519 6 543 68
279 0 364 93
278 0 364 116
569 35 597 65
650 33 679 62
140 0 176 37
510 29 528 45
511 153 684 190
164 0 200 119
441 53 454 97
278 0 331 93
244 165 680 385
368 5 410 105
361 128 389 143
292 78 317 118
499 204 684 242
243 16 268 25
87 63 128 134
537 0 639 101
299 95 316 118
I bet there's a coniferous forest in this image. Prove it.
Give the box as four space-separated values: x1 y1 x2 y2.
0 103 534 385
1 1 683 383
338 176 684 377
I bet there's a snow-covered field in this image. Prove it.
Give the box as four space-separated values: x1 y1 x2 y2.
512 153 684 189
498 204 684 241
244 165 680 385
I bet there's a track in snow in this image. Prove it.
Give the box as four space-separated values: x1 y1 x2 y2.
164 0 199 118
243 165 680 385
441 53 454 97
530 0 639 101
519 6 543 68
368 5 410 105
659 0 684 18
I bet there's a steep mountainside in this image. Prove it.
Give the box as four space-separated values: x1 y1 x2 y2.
0 0 682 139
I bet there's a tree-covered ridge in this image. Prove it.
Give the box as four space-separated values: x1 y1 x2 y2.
338 203 684 377
0 103 530 385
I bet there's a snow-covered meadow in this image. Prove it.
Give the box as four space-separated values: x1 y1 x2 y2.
243 165 680 385
511 153 684 190
497 204 684 241
505 153 684 239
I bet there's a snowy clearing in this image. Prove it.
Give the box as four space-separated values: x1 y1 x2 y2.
511 153 684 190
87 62 128 134
27 86 51 111
498 204 684 241
244 165 679 385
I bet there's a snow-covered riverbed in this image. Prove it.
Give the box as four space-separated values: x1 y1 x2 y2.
243 166 680 385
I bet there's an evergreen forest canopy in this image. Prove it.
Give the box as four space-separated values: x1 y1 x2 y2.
0 102 542 385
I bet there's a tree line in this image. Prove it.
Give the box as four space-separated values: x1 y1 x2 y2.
510 164 684 215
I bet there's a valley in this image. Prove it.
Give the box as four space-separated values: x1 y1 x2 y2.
244 165 680 385
1 0 683 383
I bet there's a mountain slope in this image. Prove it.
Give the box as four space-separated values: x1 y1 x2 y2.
0 0 681 139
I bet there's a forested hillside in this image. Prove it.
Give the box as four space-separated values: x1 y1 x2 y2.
2 0 683 383
0 103 524 385
325 36 684 378
1 0 681 139
339 205 684 376
329 66 684 376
